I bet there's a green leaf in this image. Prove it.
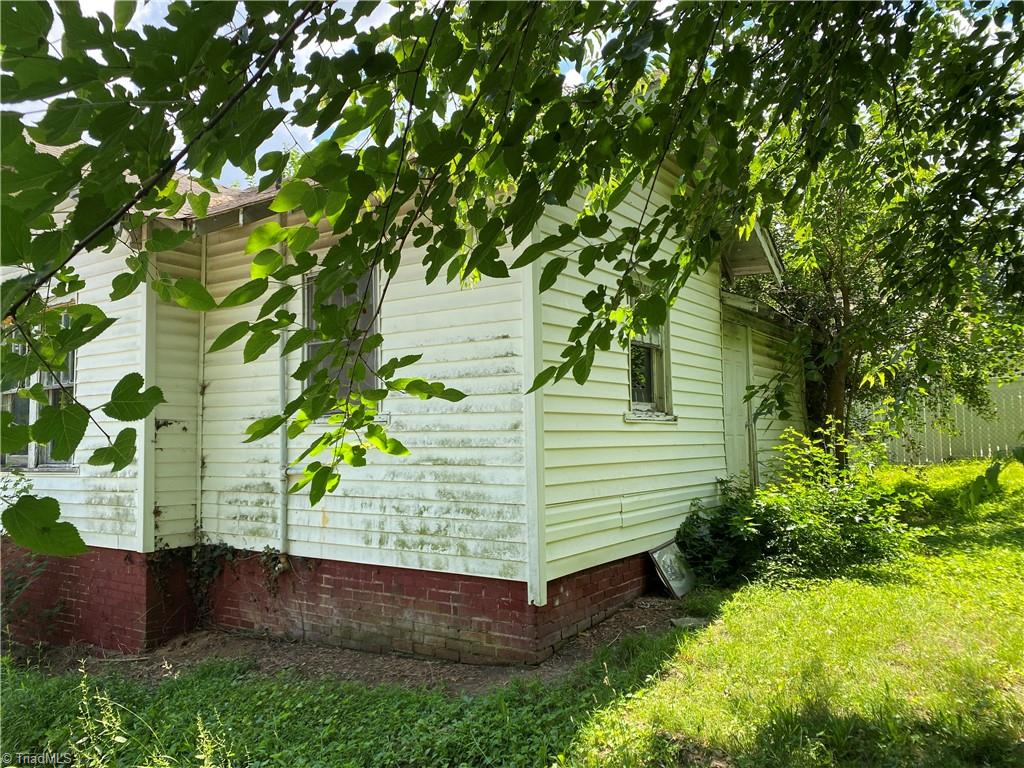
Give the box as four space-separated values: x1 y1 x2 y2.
0 411 31 455
31 402 88 461
251 250 283 279
146 227 192 253
2 495 87 556
511 227 578 269
258 285 296 319
244 415 285 443
87 427 136 472
187 191 210 218
102 373 165 421
392 378 466 402
270 180 312 213
246 222 285 254
365 423 410 456
208 321 250 353
572 346 594 385
1 1 53 50
244 330 278 362
287 225 318 254
539 256 568 292
220 278 268 308
526 365 557 394
110 271 144 301
172 277 216 311
308 464 334 506
363 51 398 78
113 0 136 30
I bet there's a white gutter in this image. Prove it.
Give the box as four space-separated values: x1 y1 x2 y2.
195 233 207 540
753 223 784 285
521 253 547 606
277 212 290 554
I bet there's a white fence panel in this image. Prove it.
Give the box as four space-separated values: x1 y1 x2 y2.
889 381 1024 464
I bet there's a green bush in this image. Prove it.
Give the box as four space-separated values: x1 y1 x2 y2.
677 426 913 583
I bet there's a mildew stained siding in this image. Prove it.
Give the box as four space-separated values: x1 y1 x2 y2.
749 318 805 479
201 218 284 549
721 303 806 482
198 215 530 581
538 172 729 581
5 190 796 607
3 242 145 549
152 240 202 548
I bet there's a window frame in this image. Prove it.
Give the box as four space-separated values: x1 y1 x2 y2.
625 303 675 422
1 311 79 472
301 265 381 407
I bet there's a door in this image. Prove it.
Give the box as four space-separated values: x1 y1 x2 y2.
722 321 754 482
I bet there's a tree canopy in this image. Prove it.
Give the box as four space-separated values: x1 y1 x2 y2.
2 0 1022 553
736 109 1024 441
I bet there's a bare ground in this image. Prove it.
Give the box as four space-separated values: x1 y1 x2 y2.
9 596 688 695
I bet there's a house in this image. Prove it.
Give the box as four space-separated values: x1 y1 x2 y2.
2 167 803 662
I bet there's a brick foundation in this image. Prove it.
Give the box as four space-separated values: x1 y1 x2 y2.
1 540 194 653
207 553 654 663
2 537 655 663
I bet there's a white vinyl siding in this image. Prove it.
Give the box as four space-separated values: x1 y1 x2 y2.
152 239 202 548
1 241 146 549
721 304 806 482
199 214 530 581
749 320 805 479
539 169 729 580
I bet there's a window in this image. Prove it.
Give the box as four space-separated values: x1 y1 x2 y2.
303 269 378 400
1 341 29 468
628 318 672 419
1 314 77 470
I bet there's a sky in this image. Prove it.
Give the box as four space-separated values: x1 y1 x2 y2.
23 0 354 186
23 1 590 186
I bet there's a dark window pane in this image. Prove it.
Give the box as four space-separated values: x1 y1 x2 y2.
630 342 654 404
304 271 378 399
37 388 73 465
1 393 29 465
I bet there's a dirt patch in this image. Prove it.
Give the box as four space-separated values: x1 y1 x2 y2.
10 596 690 695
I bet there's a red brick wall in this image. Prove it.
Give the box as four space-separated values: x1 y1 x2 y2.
208 552 654 663
2 536 654 662
1 540 194 652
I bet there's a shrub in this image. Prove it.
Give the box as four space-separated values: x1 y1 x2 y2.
677 425 913 583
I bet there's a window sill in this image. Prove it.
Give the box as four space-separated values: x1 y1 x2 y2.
1 465 80 475
623 411 677 424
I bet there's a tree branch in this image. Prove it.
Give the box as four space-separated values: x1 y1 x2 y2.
4 1 323 323
13 321 112 444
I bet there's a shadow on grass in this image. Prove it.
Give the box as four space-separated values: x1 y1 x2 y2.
676 585 736 620
648 664 1024 768
732 682 1024 768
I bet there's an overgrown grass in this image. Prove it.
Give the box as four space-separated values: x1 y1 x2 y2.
3 461 1022 767
565 461 1024 767
1 627 680 767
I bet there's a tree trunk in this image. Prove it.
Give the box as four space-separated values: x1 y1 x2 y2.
822 351 851 468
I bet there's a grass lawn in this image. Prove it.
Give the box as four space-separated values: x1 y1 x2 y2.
2 460 1023 767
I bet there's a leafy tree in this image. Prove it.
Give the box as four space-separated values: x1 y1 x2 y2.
2 1 1022 553
737 111 1024 443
